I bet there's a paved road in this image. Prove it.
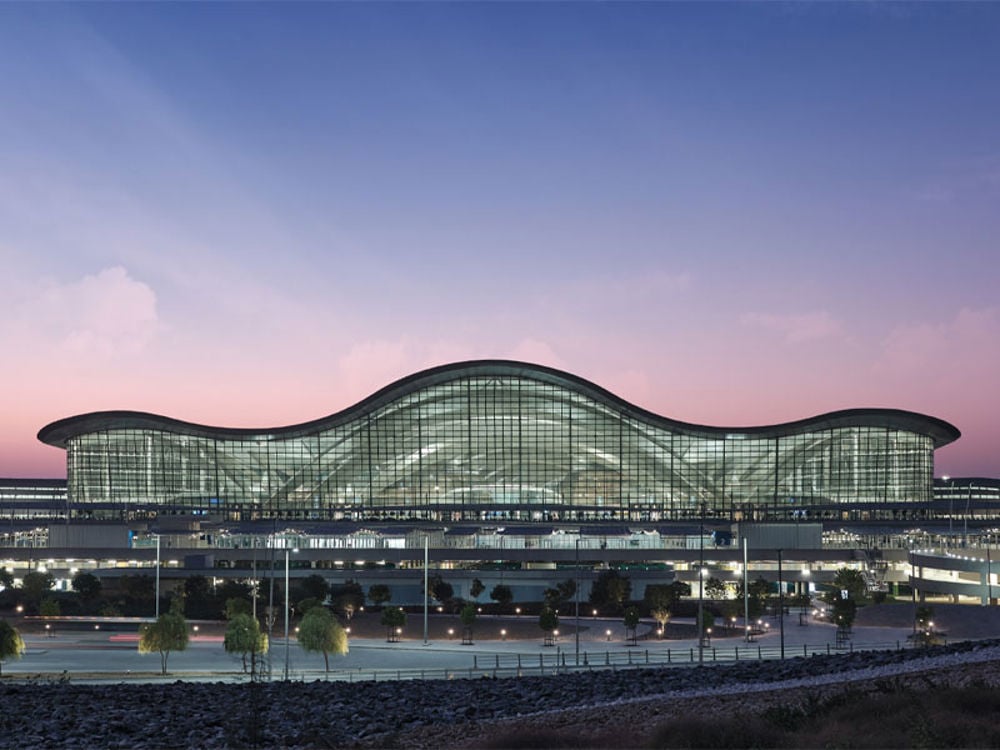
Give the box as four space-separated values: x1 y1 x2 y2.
6 614 919 683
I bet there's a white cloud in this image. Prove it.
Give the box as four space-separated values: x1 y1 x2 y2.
741 310 846 344
8 266 160 357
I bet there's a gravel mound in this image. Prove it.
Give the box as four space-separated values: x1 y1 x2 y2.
2 639 999 749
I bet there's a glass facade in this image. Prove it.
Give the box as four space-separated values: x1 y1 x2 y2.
40 362 957 524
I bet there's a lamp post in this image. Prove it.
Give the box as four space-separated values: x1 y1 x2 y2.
251 534 258 621
283 545 298 681
575 536 581 667
423 535 429 646
777 548 785 660
154 533 161 619
698 503 705 663
743 536 750 644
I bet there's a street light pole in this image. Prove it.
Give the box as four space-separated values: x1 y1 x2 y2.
423 535 429 646
698 504 704 664
575 537 580 667
283 546 298 680
154 534 160 619
283 548 290 680
777 548 785 660
743 536 749 644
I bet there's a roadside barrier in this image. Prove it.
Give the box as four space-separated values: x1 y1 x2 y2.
300 640 907 683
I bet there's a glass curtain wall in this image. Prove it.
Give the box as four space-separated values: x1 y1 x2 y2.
64 375 935 522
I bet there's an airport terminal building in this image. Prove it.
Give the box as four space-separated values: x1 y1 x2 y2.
37 361 957 523
3 360 995 604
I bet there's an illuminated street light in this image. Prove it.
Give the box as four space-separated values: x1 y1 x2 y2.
283 545 299 681
154 533 161 619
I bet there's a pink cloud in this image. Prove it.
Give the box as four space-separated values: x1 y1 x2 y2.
3 266 159 357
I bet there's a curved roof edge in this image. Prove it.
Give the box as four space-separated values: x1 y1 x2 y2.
37 359 961 449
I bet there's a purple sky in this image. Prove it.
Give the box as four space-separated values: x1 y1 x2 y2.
1 3 998 479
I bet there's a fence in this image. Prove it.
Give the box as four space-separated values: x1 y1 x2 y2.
284 640 909 683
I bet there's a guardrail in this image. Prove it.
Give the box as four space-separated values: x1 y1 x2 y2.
284 640 911 683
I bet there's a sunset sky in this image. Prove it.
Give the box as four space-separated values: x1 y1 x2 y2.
1 3 998 479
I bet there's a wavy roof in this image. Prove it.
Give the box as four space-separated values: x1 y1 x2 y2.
37 359 961 448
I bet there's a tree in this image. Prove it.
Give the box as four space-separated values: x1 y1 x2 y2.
736 577 771 619
99 602 123 617
224 596 252 620
623 605 640 645
542 587 562 610
0 568 13 590
469 578 485 602
699 609 716 638
539 607 559 644
645 581 688 634
215 579 253 605
224 613 268 673
544 578 578 610
39 598 60 617
296 606 348 672
380 606 407 642
829 568 867 603
296 597 322 615
0 619 25 677
183 575 218 619
460 602 477 644
705 577 727 600
20 571 55 606
557 578 577 603
120 574 156 614
915 604 934 630
913 605 940 647
427 574 454 603
138 612 189 675
589 569 631 614
295 574 330 605
71 571 102 601
330 581 364 619
831 596 858 634
719 598 742 629
649 604 671 636
367 584 391 609
490 584 513 612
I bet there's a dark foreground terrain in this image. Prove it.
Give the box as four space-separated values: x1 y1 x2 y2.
2 640 1000 749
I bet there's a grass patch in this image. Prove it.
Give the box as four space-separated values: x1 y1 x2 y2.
646 684 1000 749
473 683 1000 750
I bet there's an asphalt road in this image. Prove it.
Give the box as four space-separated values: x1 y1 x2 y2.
5 613 919 683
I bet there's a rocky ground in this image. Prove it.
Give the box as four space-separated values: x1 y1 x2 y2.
2 639 1000 749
